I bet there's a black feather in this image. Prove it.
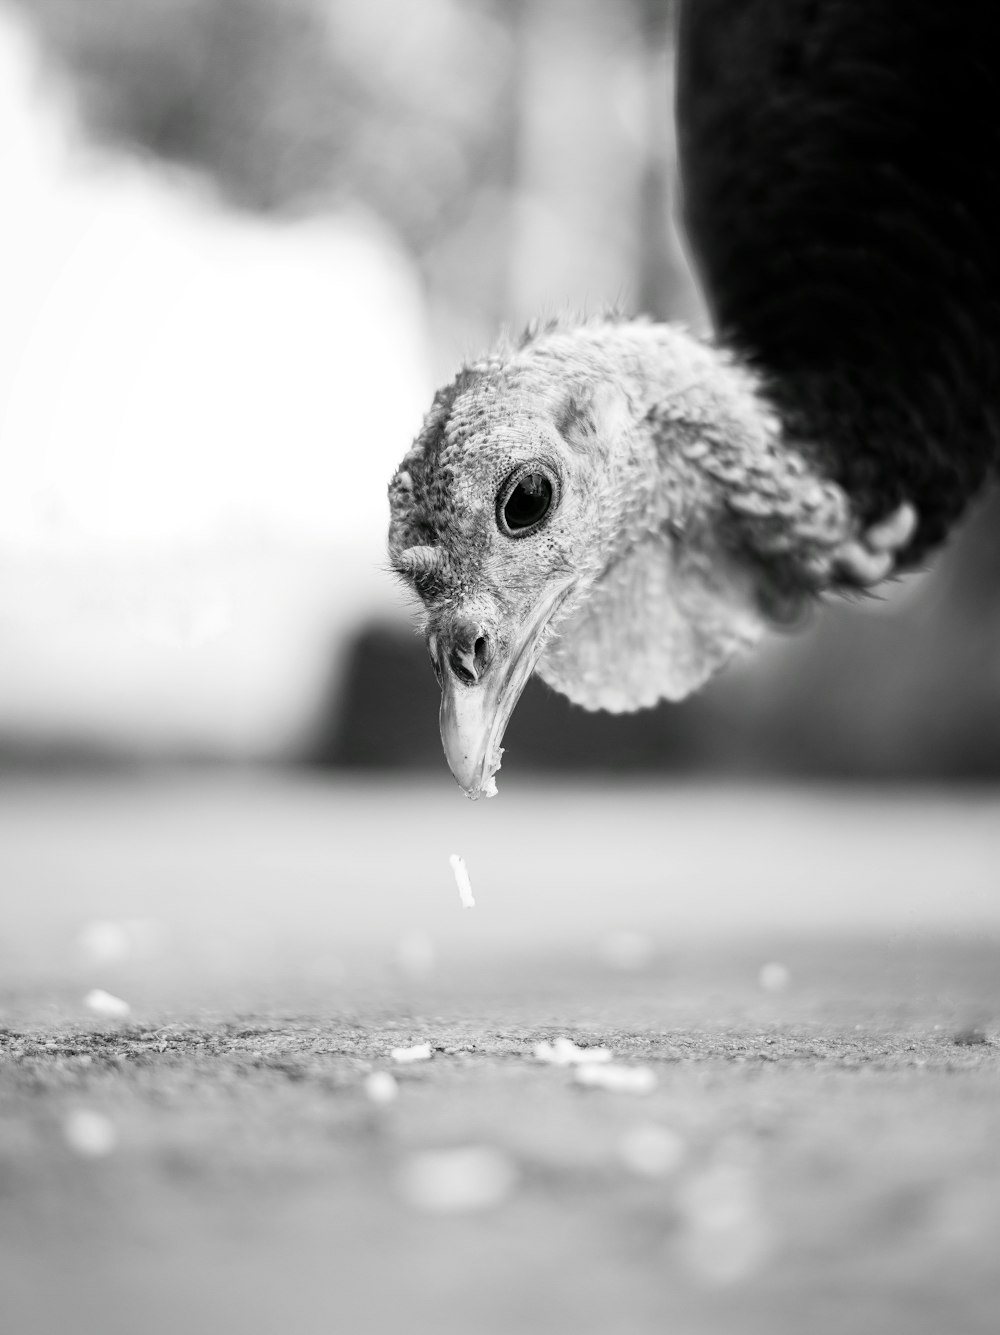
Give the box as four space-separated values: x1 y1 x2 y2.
676 0 1000 555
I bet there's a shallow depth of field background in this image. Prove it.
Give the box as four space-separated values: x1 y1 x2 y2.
2 0 999 777
0 4 998 1334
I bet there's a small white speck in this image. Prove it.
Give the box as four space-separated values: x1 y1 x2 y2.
391 1042 432 1064
449 853 475 909
398 1146 516 1213
63 1109 117 1157
758 962 791 993
575 1063 657 1094
363 1071 399 1104
533 1037 613 1066
84 989 131 1020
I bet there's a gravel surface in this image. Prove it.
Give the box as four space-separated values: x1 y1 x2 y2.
1 774 998 1334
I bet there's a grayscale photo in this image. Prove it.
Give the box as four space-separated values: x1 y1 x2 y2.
1 2 998 1333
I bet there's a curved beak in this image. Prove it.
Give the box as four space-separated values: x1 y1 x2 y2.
436 583 573 799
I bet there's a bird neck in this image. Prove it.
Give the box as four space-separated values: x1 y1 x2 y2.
595 324 856 612
535 322 862 712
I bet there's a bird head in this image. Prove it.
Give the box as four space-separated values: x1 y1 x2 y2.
388 317 823 797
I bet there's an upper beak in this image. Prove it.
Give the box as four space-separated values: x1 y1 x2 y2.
434 584 572 799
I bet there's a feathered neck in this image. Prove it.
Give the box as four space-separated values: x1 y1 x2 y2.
520 318 857 594
511 320 862 710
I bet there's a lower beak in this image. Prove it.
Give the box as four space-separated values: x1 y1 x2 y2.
437 584 572 799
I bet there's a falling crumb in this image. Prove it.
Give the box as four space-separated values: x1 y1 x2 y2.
575 1063 657 1094
618 1123 686 1177
391 1042 432 1064
84 989 131 1020
63 1109 117 1157
398 1146 516 1213
479 747 502 799
449 853 475 909
363 1071 399 1104
758 962 791 993
533 1037 613 1066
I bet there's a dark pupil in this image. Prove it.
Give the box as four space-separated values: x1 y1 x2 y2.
504 473 552 530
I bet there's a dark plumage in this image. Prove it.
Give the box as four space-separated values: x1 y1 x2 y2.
389 1 1000 797
677 0 1000 552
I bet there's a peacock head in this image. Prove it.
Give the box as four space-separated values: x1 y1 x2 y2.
388 316 801 797
388 315 911 798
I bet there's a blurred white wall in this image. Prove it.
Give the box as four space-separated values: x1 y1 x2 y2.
0 10 430 756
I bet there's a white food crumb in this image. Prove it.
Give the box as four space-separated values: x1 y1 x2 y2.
449 853 475 909
574 1062 657 1094
63 1109 117 1157
533 1037 613 1066
84 989 131 1020
618 1123 685 1177
363 1071 399 1105
758 962 791 993
390 1041 432 1064
398 1146 516 1213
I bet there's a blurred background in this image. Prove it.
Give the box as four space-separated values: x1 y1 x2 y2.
1 0 997 780
2 13 998 1332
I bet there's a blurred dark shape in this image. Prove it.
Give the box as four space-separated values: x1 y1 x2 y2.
322 489 1000 779
313 623 442 771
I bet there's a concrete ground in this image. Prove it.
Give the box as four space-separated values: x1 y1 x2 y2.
1 773 998 1335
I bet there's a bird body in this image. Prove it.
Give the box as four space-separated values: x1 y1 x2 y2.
389 0 1000 796
677 0 1000 550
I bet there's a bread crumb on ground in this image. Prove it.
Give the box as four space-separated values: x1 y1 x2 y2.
84 989 131 1020
533 1037 613 1066
390 1041 432 1064
574 1062 657 1094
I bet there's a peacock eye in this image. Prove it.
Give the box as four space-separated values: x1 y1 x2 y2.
497 468 555 536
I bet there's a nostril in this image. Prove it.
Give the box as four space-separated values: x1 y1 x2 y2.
448 646 477 684
447 622 492 684
473 635 490 675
